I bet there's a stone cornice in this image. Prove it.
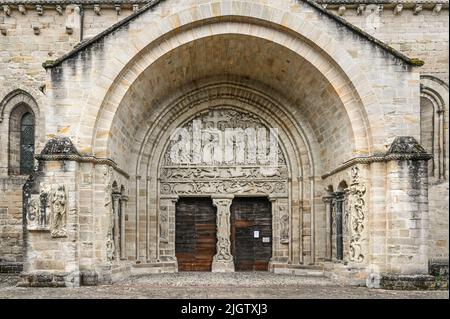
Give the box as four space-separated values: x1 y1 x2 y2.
0 0 150 4
322 137 432 179
0 0 447 4
35 153 130 178
315 0 448 4
40 0 425 69
321 153 433 179
304 0 426 66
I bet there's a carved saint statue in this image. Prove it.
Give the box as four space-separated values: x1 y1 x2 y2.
279 206 289 244
50 185 67 238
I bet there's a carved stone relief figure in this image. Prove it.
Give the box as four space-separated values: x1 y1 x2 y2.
26 198 40 229
50 184 67 238
279 205 289 244
345 166 367 263
159 206 169 243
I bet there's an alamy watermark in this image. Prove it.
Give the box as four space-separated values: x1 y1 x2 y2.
169 119 281 170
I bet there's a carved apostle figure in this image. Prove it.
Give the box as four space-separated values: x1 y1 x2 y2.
50 185 67 237
279 206 289 244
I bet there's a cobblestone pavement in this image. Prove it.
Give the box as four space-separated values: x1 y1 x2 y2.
0 273 448 299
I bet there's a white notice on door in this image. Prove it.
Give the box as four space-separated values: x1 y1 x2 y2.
253 231 260 238
263 237 270 243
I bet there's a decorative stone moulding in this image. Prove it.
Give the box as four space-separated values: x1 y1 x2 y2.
18 5 26 15
414 4 423 15
337 5 346 15
393 4 403 15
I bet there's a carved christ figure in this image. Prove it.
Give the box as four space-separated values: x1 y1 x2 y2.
50 185 67 237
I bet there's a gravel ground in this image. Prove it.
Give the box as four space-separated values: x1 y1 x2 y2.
0 273 448 299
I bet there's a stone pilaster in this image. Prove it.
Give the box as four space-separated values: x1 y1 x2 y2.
385 137 431 274
211 195 234 272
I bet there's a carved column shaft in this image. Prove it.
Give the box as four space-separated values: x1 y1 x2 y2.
211 196 234 272
322 196 334 261
333 192 346 261
120 195 128 260
112 192 121 259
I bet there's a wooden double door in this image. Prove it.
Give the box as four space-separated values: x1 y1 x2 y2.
175 197 272 272
231 198 272 271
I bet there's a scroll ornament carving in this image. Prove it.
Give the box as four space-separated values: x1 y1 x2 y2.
213 199 233 262
346 166 366 263
26 184 67 238
279 205 289 244
160 181 287 196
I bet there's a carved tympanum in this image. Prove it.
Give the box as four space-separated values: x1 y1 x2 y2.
160 109 288 197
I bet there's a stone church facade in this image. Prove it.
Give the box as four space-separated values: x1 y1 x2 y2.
0 0 448 288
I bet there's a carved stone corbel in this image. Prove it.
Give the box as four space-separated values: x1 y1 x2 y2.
115 4 121 15
94 4 101 15
337 5 346 16
414 4 423 15
356 5 365 15
393 4 403 15
18 5 26 15
433 4 443 15
56 5 63 15
3 5 11 16
35 5 43 16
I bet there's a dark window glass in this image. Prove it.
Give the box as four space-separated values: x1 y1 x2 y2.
20 112 35 175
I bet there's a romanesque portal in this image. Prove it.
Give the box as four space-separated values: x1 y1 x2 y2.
0 0 447 289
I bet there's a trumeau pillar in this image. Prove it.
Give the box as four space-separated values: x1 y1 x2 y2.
211 195 234 272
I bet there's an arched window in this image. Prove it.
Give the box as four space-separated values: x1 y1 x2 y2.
20 113 35 175
8 104 35 175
